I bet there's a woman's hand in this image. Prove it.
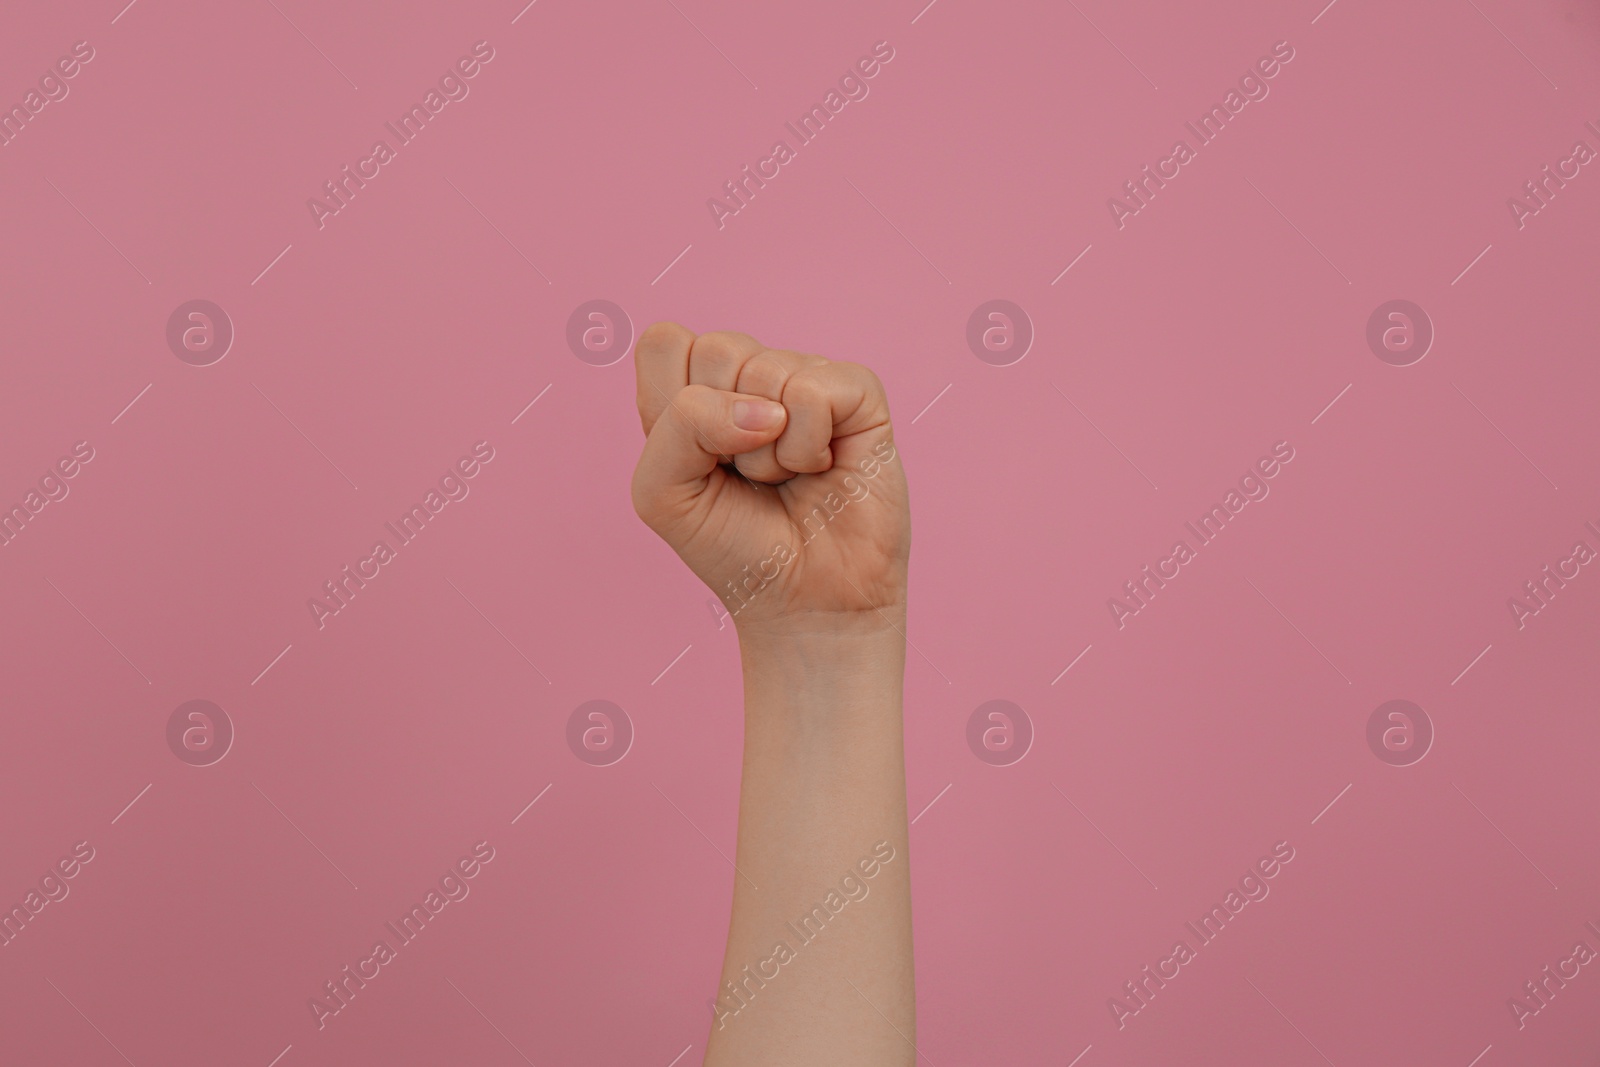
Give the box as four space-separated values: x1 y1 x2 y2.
629 322 910 633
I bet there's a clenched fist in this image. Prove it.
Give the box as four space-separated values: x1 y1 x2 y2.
630 323 910 632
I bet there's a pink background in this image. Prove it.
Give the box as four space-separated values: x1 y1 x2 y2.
2 0 1598 1063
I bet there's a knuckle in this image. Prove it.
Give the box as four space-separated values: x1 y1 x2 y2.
737 350 790 394
690 331 761 375
784 371 827 404
835 359 884 393
637 320 693 355
668 384 723 429
734 450 786 484
775 438 832 472
676 382 716 408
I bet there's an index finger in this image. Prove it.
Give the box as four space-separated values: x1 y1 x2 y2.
634 321 697 436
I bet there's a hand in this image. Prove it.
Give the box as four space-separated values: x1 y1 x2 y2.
630 323 910 633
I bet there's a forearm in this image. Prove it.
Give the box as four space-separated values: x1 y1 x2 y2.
704 614 916 1066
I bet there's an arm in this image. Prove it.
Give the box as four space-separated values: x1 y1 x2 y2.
628 324 916 1066
710 617 914 1064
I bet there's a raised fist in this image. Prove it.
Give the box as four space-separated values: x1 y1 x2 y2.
629 323 910 632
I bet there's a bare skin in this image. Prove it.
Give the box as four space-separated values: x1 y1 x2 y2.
630 324 916 1066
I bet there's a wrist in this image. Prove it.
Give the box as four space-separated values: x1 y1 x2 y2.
736 601 906 643
737 610 907 712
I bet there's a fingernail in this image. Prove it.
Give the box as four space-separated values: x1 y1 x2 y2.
733 400 784 431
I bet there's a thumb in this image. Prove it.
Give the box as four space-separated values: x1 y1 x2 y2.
632 383 787 520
